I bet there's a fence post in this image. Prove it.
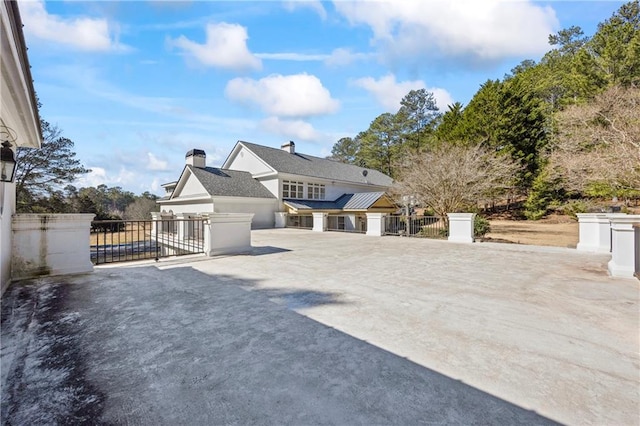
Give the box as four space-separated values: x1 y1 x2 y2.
447 213 476 243
312 212 327 232
203 213 254 256
275 212 286 228
608 215 640 279
366 213 386 237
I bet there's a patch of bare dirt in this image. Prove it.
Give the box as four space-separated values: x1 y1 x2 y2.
483 217 579 248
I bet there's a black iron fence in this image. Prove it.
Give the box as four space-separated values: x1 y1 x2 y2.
285 215 313 229
384 215 447 239
91 219 206 265
326 215 367 233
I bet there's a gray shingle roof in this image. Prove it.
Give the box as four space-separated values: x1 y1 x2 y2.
284 192 386 211
238 141 393 187
188 166 276 199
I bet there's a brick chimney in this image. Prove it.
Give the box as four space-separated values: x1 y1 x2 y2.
281 141 295 154
186 149 206 168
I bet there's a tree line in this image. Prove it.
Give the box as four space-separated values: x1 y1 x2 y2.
15 113 159 220
329 1 639 219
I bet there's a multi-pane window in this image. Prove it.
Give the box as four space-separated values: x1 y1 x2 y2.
283 180 304 198
307 183 326 200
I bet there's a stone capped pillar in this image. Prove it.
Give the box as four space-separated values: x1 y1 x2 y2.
608 215 640 279
447 213 476 243
366 213 386 237
312 212 327 232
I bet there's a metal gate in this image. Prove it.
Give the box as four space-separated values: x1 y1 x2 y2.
384 215 447 238
91 219 206 264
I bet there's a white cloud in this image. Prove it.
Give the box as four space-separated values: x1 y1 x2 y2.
260 117 321 141
169 22 261 71
283 1 327 20
225 73 339 118
75 167 108 188
19 0 128 52
353 74 453 112
147 152 169 171
255 52 328 61
324 48 371 67
334 0 558 64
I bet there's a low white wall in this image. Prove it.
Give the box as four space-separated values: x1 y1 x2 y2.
447 213 476 243
203 213 254 256
11 214 95 281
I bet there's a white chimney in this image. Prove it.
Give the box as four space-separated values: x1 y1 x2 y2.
186 149 206 168
281 141 295 154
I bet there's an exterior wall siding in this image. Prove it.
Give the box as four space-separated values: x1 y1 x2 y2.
213 198 278 229
226 146 273 176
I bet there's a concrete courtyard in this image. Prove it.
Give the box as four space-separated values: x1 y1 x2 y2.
2 229 639 425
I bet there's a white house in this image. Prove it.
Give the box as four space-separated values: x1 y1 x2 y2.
1 0 43 294
158 141 397 229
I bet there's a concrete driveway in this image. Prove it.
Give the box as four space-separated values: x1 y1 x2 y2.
2 229 638 425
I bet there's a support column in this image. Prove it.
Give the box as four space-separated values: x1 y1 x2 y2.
203 213 254 256
312 212 327 232
576 213 611 253
608 215 640 279
447 213 476 243
274 212 286 228
366 213 386 237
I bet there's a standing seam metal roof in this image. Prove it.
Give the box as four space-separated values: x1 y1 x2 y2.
283 192 387 211
238 141 393 187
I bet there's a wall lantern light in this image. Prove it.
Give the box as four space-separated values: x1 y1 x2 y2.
1 141 17 183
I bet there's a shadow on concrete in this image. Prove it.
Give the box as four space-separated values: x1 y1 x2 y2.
250 245 292 256
1 266 559 425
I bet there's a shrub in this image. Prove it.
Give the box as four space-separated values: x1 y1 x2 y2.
474 215 491 238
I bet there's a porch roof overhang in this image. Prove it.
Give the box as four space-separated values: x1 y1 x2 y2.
283 192 397 214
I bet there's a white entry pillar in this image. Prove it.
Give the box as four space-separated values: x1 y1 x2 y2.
203 213 254 256
274 212 287 228
608 215 640 279
312 212 327 232
447 213 476 243
366 213 386 237
576 213 612 253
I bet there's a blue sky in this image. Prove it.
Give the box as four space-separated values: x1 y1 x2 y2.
20 0 625 195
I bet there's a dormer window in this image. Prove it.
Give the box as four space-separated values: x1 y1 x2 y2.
283 180 303 198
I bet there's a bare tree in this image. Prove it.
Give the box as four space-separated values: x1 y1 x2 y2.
548 85 640 194
393 143 521 220
123 198 157 220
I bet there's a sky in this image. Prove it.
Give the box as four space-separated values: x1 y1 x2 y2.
19 0 626 195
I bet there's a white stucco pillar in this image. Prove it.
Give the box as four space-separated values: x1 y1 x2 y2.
344 214 356 231
274 212 286 228
366 213 386 237
608 215 640 279
150 212 161 235
576 213 612 253
203 213 254 256
11 214 95 280
447 213 476 243
312 212 327 232
635 225 640 279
